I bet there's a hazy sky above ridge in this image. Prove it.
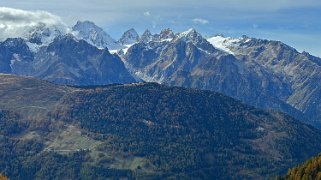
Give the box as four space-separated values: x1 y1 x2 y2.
1 0 320 56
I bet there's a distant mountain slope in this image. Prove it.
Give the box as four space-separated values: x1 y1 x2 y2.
123 29 304 122
122 29 321 128
0 35 136 85
33 35 136 85
225 37 321 127
1 74 321 179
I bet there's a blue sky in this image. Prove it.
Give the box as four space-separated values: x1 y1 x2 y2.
1 0 321 57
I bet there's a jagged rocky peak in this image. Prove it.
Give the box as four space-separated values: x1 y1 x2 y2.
72 20 121 50
73 20 95 28
72 20 106 35
140 29 153 42
175 28 217 53
50 33 79 45
177 28 199 38
159 28 174 41
175 28 208 44
119 28 139 45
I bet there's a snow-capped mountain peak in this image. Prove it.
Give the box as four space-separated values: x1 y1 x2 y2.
176 28 205 43
177 28 198 38
174 28 217 53
72 21 122 50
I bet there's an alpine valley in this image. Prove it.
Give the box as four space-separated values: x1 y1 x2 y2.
1 19 321 179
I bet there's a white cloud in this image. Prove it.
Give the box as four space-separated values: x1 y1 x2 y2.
0 7 69 41
144 11 151 16
192 18 209 25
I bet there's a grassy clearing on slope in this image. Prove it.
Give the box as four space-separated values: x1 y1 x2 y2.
45 125 101 154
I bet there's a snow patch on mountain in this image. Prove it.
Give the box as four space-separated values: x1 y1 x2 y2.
207 36 242 55
26 42 39 53
122 44 136 54
10 54 22 67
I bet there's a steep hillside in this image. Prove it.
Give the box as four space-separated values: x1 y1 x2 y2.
1 74 321 179
0 73 69 121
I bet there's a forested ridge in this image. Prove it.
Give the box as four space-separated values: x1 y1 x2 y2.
282 153 321 179
1 75 321 179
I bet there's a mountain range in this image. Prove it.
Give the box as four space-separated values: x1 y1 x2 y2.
4 20 320 128
1 18 321 179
